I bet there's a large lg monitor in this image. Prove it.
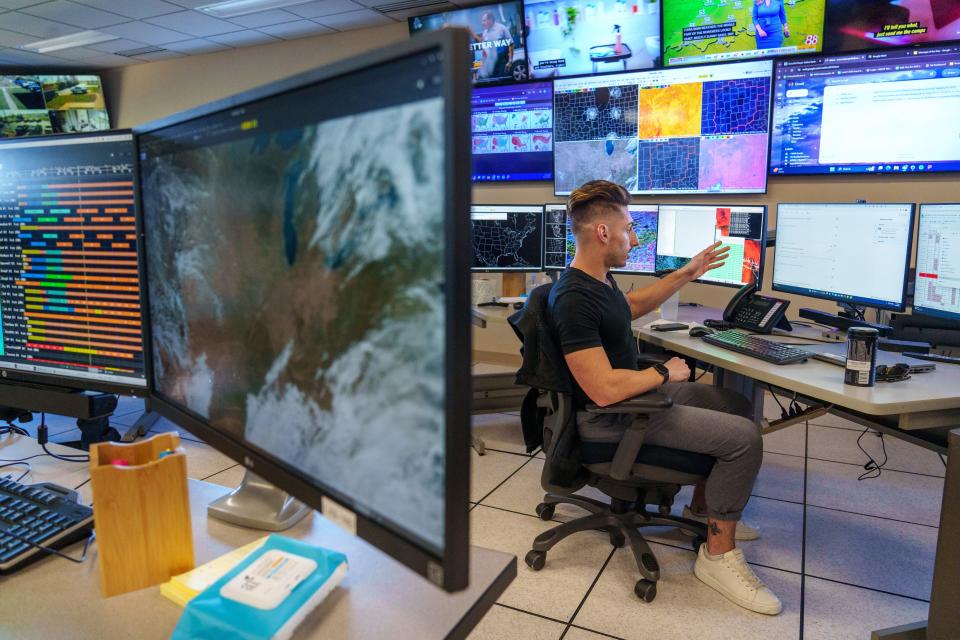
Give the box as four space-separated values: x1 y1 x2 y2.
471 205 543 271
135 31 471 590
0 75 110 137
525 0 661 79
0 132 146 395
553 59 773 196
409 1 526 85
824 1 960 52
656 204 767 287
770 43 960 176
663 0 826 67
912 203 960 322
773 203 916 311
471 82 553 182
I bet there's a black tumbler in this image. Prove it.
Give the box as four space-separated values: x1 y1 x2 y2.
845 327 879 387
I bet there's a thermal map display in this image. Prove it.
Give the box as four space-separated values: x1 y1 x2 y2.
663 0 826 67
554 59 772 195
471 82 553 182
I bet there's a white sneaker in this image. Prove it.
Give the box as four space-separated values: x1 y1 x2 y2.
694 545 782 615
681 505 761 541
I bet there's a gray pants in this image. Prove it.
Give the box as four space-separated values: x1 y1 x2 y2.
578 383 761 521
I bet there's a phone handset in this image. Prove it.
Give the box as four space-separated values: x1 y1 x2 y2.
721 282 792 334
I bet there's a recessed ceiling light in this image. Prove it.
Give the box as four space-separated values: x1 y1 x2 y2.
21 30 119 54
197 0 316 19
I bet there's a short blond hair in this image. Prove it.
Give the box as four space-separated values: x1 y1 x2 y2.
566 180 630 235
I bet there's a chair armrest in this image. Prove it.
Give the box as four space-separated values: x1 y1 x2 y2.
585 392 673 481
637 353 671 367
585 392 673 414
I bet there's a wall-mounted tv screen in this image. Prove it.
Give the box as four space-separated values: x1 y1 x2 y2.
554 59 772 195
663 0 826 67
525 0 661 79
409 1 527 84
472 82 553 181
0 75 109 137
824 0 960 52
770 43 960 175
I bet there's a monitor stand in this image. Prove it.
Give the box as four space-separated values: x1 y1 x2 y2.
207 469 310 531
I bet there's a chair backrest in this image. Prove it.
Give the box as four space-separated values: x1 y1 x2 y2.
510 281 589 493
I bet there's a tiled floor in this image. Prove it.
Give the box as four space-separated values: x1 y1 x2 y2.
468 391 941 640
4 390 942 639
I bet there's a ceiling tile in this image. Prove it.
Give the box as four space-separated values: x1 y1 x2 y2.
257 19 333 39
101 20 193 44
84 52 141 66
207 29 280 46
162 37 231 53
227 9 301 28
288 0 364 19
146 9 245 37
314 9 392 30
0 47 65 65
41 44 107 60
132 48 187 61
0 1 51 9
0 26 36 47
73 0 184 20
165 0 216 7
21 1 130 28
85 37 149 53
0 11 79 38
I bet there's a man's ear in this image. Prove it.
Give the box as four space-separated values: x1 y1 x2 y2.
596 223 609 244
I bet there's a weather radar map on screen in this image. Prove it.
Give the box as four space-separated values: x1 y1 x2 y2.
409 1 526 84
825 0 960 51
471 82 553 181
663 0 826 67
139 55 449 551
471 205 542 270
554 59 772 195
546 205 656 272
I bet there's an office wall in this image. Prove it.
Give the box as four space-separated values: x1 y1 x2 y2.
104 22 960 355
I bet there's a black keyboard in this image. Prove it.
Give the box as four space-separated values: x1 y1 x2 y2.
903 352 960 365
701 330 812 365
0 477 93 574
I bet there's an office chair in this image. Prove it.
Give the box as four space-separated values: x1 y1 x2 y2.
510 283 713 603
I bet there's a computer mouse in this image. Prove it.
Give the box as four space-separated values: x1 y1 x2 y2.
512 301 525 310
689 326 716 338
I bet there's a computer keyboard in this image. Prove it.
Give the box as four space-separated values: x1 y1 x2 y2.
701 330 812 365
903 352 960 365
0 477 93 574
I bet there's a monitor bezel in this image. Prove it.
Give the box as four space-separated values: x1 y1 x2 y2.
551 58 775 197
133 30 472 592
471 204 545 272
656 203 769 289
768 42 960 177
911 202 960 322
0 129 148 397
771 202 917 312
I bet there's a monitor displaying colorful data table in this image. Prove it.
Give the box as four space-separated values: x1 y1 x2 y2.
471 205 543 271
912 203 960 322
0 132 145 394
662 0 826 67
773 203 915 310
525 0 661 78
770 43 960 176
553 59 773 195
471 82 553 182
656 204 767 287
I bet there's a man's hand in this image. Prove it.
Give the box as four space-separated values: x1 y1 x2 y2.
664 357 690 383
680 241 730 281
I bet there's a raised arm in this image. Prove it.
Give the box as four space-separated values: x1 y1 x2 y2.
625 241 729 319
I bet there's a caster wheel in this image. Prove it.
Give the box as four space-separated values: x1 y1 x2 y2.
609 532 626 548
693 536 706 553
525 550 546 571
634 579 657 603
535 503 555 520
658 504 671 515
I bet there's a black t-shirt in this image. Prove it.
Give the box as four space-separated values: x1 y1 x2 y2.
548 267 638 408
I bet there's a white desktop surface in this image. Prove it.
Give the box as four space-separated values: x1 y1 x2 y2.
0 436 515 640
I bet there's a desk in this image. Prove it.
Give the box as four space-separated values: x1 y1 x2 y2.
0 435 516 640
633 306 959 640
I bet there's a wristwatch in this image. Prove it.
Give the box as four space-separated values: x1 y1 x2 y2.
653 363 670 386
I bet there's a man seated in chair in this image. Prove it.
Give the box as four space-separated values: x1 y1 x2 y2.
548 180 781 615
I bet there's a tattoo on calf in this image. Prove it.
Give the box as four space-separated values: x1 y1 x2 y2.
709 522 722 536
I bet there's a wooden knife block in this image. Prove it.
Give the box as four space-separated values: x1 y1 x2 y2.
90 432 194 597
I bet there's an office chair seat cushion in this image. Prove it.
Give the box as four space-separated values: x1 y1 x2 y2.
581 441 715 477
